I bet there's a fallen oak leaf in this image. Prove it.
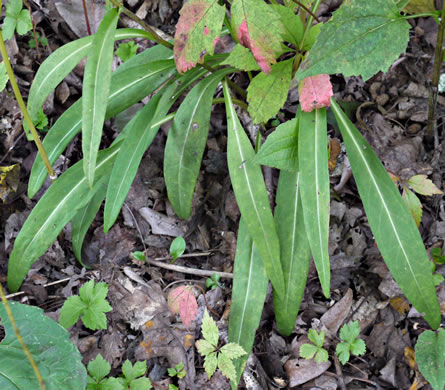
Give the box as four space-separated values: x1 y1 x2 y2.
168 286 198 328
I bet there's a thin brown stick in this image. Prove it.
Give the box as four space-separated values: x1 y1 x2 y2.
23 0 40 60
292 0 321 23
145 258 233 279
81 0 92 35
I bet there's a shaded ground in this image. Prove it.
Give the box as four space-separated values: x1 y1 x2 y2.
1 1 445 389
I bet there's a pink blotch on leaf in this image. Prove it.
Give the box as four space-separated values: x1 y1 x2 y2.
238 19 272 74
213 37 220 48
299 74 333 112
203 26 210 35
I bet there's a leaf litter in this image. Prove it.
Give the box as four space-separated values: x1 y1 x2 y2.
0 1 444 389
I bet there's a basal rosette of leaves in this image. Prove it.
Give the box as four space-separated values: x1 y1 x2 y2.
5 0 443 387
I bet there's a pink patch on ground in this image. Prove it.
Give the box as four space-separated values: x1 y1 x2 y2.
299 74 333 112
203 26 210 35
237 19 272 74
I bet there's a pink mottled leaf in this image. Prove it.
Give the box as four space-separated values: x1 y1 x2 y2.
299 74 333 112
174 0 226 73
167 286 198 327
231 0 284 74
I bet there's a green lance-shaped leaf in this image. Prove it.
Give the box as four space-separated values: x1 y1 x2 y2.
295 0 411 81
231 0 284 74
8 146 120 292
254 118 298 171
82 8 119 187
247 58 293 124
273 170 311 336
415 329 445 390
0 302 87 390
228 219 268 389
71 177 108 265
224 80 285 297
165 68 233 219
104 67 209 231
331 98 441 329
27 28 159 127
271 4 303 47
174 0 226 73
298 107 330 298
28 58 176 198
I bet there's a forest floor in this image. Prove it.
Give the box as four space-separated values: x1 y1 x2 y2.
1 1 445 389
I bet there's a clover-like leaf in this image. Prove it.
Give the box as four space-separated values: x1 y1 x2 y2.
87 354 111 383
2 0 32 40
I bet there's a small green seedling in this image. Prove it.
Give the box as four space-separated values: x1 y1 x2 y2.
2 0 32 40
168 362 186 379
115 41 138 62
170 236 186 262
117 360 152 390
87 354 123 390
300 329 329 363
59 280 112 330
132 251 146 262
168 385 178 390
431 247 445 265
206 273 222 290
430 262 445 287
0 62 8 92
195 310 247 382
28 32 48 48
335 321 366 364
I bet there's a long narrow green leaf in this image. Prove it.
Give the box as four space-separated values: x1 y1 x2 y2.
104 93 163 231
228 219 268 389
165 68 233 219
224 80 285 297
273 170 310 336
82 8 119 187
27 28 161 126
28 59 176 198
298 107 330 298
331 99 441 329
104 67 208 231
8 146 120 292
71 177 108 265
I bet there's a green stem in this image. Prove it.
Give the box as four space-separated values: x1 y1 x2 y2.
0 284 46 390
224 12 238 44
0 29 55 179
402 12 441 23
292 0 322 76
109 0 173 49
426 2 445 139
212 97 248 111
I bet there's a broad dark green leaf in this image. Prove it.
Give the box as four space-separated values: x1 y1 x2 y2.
71 176 108 265
273 170 311 336
165 68 233 219
331 99 441 329
0 302 87 390
295 0 410 81
82 8 119 187
228 220 268 389
415 329 445 390
27 29 159 127
254 118 298 171
104 67 208 231
298 107 330 298
247 58 293 124
8 146 119 292
224 80 285 297
28 58 176 198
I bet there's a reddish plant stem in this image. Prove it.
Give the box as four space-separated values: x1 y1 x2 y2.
81 0 92 35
